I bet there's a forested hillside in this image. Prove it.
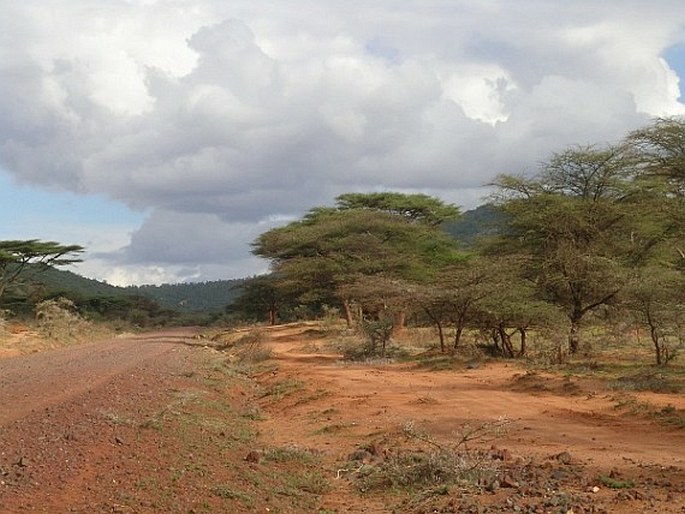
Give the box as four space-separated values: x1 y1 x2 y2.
443 204 505 246
126 280 245 312
35 268 245 312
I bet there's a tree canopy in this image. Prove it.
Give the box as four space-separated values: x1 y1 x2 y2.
0 240 84 299
251 193 462 325
242 117 685 366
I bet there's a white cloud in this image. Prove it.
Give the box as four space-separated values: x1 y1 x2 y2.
1 1 685 284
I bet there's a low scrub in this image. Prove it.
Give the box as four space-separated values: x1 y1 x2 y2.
358 447 495 492
598 475 636 489
339 330 409 362
264 445 321 464
612 394 685 427
353 418 511 495
210 329 274 366
607 371 683 394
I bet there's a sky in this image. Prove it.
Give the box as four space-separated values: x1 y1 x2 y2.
2 1 685 286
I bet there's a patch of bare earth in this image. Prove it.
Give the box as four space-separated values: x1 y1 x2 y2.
1 323 685 513
252 324 685 513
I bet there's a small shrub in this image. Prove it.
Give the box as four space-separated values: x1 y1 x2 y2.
241 405 265 421
313 423 348 435
357 418 511 494
358 448 496 493
264 445 320 464
290 471 331 495
0 309 10 337
341 329 409 362
211 485 255 507
235 339 273 364
612 395 685 427
214 329 274 366
598 475 636 489
320 305 344 334
608 371 682 393
359 318 394 357
259 378 304 400
35 297 91 342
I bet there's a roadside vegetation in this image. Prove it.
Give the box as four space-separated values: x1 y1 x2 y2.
228 117 685 371
4 119 685 371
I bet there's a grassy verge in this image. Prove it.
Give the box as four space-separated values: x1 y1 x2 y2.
98 348 331 513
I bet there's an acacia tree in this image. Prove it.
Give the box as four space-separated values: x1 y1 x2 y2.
626 117 685 263
491 144 640 354
625 265 685 365
627 117 685 197
336 192 461 226
0 240 84 300
446 254 558 358
415 261 492 352
252 193 462 327
228 275 292 325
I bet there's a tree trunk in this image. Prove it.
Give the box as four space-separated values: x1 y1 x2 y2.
421 306 446 352
646 311 663 366
518 328 527 357
268 303 277 326
453 310 467 350
437 321 445 353
490 328 500 354
392 311 406 335
453 325 464 350
568 316 581 354
498 324 514 357
651 329 663 366
342 298 354 328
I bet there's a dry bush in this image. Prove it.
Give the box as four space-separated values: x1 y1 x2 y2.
355 418 512 493
35 297 93 343
212 329 273 365
608 371 683 394
319 305 346 334
0 309 9 337
392 327 451 354
523 329 569 367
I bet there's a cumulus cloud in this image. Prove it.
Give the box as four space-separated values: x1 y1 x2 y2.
1 1 685 283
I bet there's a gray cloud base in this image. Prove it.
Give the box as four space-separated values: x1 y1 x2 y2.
0 1 682 284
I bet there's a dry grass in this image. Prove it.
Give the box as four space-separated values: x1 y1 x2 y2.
353 418 511 495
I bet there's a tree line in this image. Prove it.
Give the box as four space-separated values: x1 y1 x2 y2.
235 117 685 366
0 242 227 327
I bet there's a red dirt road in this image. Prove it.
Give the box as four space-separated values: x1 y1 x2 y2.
1 324 685 513
0 329 197 426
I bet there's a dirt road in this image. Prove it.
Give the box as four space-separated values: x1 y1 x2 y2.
0 329 197 426
1 324 684 513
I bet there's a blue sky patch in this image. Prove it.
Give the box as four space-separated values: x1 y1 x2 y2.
0 170 144 239
663 41 685 101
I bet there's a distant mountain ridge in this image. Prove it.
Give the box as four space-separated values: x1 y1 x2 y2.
36 268 245 312
443 204 504 246
127 280 246 312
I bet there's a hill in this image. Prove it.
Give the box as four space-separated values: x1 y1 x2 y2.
35 268 245 312
443 204 505 246
36 268 125 298
125 280 246 312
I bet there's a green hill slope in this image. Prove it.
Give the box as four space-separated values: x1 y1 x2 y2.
125 280 245 312
35 268 245 312
443 204 505 246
